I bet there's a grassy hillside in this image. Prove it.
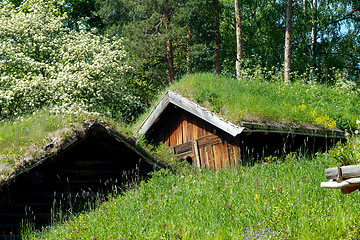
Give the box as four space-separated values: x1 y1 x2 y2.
2 73 360 239
26 154 360 240
136 73 360 131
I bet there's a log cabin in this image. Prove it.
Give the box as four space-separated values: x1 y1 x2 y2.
0 123 164 239
138 91 345 170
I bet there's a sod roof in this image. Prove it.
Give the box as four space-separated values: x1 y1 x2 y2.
0 115 169 186
135 73 357 135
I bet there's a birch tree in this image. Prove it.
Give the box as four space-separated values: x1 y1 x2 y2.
235 0 243 79
284 0 293 83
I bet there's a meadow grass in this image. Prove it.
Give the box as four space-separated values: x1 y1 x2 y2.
135 73 359 131
0 111 73 167
26 154 360 240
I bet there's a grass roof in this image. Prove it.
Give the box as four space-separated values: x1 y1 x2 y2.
135 73 360 132
0 111 176 185
0 112 103 183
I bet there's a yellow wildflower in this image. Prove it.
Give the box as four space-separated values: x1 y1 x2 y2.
299 104 306 111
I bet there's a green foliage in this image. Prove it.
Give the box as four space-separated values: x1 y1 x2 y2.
0 0 144 122
169 73 360 130
25 154 360 239
95 0 216 104
328 136 360 166
220 0 360 81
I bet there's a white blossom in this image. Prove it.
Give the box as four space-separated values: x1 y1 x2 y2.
0 0 143 120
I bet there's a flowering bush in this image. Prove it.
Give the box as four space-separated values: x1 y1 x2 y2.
0 0 144 121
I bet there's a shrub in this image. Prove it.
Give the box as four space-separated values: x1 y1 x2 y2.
0 0 144 122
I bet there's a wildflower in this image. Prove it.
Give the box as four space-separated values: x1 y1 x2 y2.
254 194 260 201
299 104 306 111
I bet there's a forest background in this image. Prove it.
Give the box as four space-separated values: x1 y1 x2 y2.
0 0 359 123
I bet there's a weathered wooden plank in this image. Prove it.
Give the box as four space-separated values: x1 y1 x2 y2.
232 139 241 166
198 120 205 138
321 178 360 194
176 151 193 160
222 142 230 169
192 114 198 140
174 141 193 154
181 110 188 144
163 118 171 147
192 140 201 168
325 165 360 180
213 144 221 171
169 123 177 147
186 113 193 142
206 146 214 170
199 147 206 168
197 134 222 148
228 143 235 168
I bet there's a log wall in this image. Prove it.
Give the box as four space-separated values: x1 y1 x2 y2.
0 127 154 239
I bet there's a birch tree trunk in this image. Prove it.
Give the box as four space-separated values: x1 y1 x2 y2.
214 0 221 75
235 0 243 79
310 0 317 64
284 0 293 83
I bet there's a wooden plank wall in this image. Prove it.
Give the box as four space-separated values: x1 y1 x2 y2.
149 108 241 171
172 126 241 171
196 136 240 171
165 109 213 147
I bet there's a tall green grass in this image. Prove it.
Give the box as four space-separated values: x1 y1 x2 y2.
27 154 360 240
0 111 115 179
0 111 72 166
165 73 360 130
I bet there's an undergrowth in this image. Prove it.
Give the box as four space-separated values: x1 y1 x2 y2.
26 154 360 240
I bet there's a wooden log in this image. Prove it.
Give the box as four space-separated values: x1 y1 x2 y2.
325 165 360 180
321 178 360 194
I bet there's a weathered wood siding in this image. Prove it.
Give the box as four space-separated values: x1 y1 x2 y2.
147 107 241 170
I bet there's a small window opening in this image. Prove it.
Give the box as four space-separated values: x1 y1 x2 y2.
186 156 193 165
